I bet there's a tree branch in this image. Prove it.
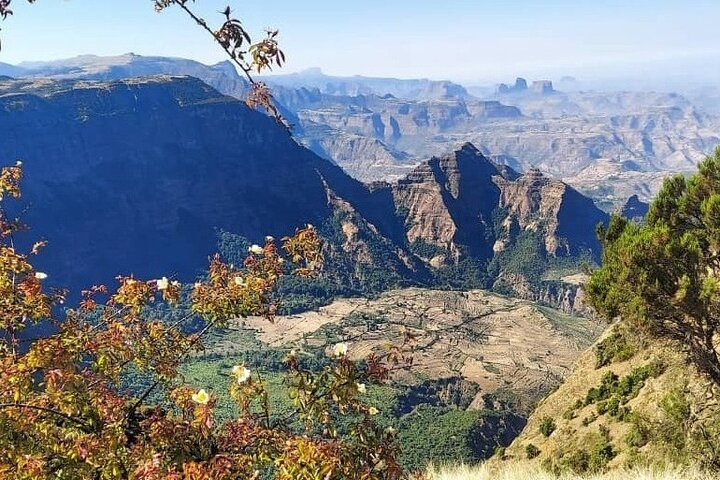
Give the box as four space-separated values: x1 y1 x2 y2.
0 403 91 432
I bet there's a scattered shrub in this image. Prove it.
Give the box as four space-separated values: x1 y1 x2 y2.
625 423 649 448
594 330 637 368
539 416 557 437
562 407 576 421
584 361 665 409
560 448 590 474
525 443 541 459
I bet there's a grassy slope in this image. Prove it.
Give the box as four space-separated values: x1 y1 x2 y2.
496 323 720 474
425 462 719 480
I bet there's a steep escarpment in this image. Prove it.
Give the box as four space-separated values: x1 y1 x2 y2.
0 76 411 290
390 143 506 264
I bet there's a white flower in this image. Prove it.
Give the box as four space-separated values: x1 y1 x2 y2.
233 276 246 287
15 161 22 167
34 272 48 280
384 426 396 435
191 389 210 405
171 280 181 287
156 277 169 290
265 235 274 242
306 223 314 229
249 244 264 255
232 365 251 384
332 342 348 358
368 406 379 416
356 383 367 394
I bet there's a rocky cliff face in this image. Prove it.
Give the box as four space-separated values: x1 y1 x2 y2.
389 144 606 262
0 76 606 308
389 144 506 264
0 76 403 290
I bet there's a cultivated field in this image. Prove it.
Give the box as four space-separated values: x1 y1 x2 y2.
208 288 603 407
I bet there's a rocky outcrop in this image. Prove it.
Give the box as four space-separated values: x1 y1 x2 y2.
498 77 529 94
388 144 606 263
389 144 506 262
620 194 650 221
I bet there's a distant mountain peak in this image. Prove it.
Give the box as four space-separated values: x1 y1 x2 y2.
620 194 650 220
299 67 324 76
455 142 481 155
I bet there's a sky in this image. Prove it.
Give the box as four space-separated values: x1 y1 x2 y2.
0 0 718 84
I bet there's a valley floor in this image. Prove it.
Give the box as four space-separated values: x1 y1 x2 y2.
425 462 720 480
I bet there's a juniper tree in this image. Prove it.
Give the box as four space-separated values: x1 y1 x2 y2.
588 147 720 384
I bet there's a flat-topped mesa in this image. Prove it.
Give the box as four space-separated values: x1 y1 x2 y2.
497 77 528 94
531 80 554 94
497 77 555 95
514 77 529 91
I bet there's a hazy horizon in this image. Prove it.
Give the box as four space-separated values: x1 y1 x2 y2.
0 0 718 87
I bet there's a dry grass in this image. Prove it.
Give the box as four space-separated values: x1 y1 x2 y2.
424 462 720 480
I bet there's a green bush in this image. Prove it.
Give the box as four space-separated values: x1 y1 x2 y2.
562 407 576 421
624 423 649 448
526 443 541 459
589 441 615 472
606 397 620 417
581 413 597 427
584 361 665 408
559 449 590 474
594 330 638 368
539 416 557 437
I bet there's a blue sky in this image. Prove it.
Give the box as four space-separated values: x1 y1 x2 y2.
0 0 718 83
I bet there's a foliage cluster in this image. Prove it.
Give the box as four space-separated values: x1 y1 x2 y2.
582 362 665 413
538 416 556 437
594 328 638 369
544 425 616 475
0 164 415 479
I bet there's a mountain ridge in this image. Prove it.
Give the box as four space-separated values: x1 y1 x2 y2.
1 75 606 309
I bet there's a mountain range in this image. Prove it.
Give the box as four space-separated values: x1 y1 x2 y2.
0 74 605 309
4 54 718 211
